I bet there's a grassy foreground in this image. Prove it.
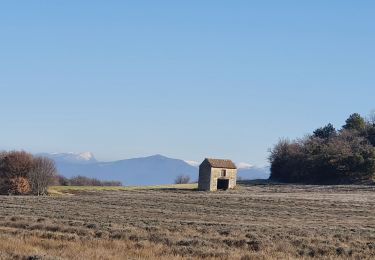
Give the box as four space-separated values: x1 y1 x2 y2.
1 184 374 259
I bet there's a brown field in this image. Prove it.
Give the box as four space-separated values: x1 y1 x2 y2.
0 184 374 260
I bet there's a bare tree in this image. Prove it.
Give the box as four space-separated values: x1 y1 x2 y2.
2 151 34 178
68 175 122 186
28 157 57 196
70 175 95 186
0 151 7 193
174 175 190 184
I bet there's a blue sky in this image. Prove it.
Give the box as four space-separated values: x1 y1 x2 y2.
1 1 374 166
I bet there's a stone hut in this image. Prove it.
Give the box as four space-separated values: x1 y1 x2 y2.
198 158 237 191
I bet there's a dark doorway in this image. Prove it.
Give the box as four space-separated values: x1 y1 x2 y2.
217 179 229 190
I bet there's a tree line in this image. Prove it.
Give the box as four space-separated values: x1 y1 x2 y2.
0 151 56 195
269 113 375 184
53 175 122 186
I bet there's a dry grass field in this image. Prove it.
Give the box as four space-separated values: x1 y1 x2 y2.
0 184 374 259
48 183 197 193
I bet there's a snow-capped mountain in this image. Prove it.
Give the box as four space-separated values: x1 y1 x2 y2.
37 152 97 164
39 152 269 185
184 160 200 167
236 162 254 169
235 162 270 180
236 166 270 180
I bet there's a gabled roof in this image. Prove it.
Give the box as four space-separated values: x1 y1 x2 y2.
202 158 237 169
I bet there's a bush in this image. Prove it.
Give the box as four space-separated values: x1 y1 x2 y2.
8 177 31 195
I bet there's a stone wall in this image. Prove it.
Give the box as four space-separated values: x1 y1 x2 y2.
198 163 212 191
209 168 237 191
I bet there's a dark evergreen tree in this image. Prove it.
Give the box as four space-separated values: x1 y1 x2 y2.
343 113 366 132
313 123 336 139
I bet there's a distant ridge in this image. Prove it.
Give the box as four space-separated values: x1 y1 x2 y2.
39 153 270 185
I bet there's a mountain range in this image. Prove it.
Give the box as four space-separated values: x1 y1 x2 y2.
38 152 270 185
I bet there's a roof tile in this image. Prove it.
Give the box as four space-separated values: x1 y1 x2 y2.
203 158 237 169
